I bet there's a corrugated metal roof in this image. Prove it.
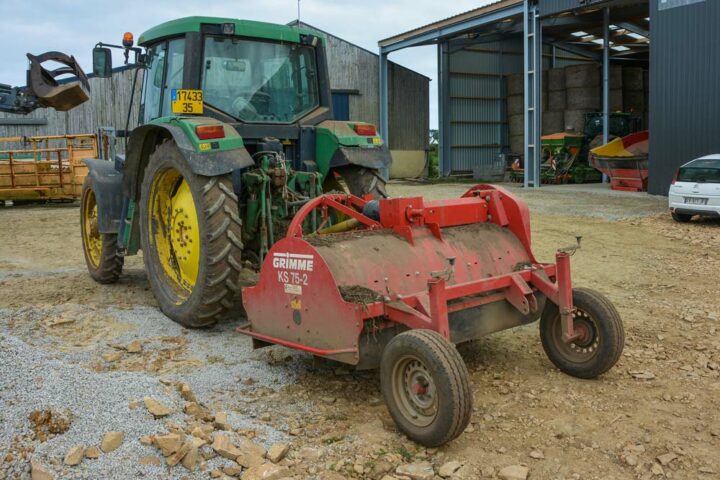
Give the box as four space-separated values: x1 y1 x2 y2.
378 0 523 47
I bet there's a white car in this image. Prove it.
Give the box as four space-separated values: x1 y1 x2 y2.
668 155 720 222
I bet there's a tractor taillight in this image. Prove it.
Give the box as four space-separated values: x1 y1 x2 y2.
353 124 376 136
196 125 225 140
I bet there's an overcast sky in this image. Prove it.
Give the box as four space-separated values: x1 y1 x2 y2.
2 0 494 128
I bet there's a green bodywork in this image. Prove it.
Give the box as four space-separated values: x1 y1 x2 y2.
316 120 385 176
148 116 245 153
138 16 323 47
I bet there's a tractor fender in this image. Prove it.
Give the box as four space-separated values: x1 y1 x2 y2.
123 122 254 199
330 145 392 170
83 158 124 234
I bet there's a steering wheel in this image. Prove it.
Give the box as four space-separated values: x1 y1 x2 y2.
231 97 259 119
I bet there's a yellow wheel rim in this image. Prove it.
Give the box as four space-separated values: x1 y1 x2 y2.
82 188 102 268
148 168 200 296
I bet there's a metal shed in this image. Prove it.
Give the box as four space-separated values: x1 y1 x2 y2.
379 0 656 188
291 21 431 178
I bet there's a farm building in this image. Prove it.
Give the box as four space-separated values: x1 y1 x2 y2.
0 22 430 179
379 0 717 195
289 21 430 178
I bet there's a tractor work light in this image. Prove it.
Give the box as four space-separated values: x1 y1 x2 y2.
353 124 376 136
196 125 225 140
222 23 235 35
122 32 134 48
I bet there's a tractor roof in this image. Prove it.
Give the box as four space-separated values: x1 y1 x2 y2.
138 16 322 46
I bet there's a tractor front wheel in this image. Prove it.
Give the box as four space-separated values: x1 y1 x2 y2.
324 165 387 198
139 141 243 328
540 288 625 379
80 177 123 284
380 329 472 447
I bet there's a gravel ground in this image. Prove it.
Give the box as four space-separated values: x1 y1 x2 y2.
1 182 718 480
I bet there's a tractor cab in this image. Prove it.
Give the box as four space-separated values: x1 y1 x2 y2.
135 20 330 130
93 17 389 181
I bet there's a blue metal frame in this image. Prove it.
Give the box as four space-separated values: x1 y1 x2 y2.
378 2 524 178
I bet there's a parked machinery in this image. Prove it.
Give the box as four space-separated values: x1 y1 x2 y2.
81 19 625 446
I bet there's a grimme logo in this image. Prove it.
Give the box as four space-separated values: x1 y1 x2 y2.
272 252 315 272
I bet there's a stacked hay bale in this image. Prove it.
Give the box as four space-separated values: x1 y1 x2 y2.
564 64 600 134
506 73 525 155
544 68 565 135
609 65 623 112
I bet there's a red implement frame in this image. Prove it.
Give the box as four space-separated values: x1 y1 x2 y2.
239 185 580 363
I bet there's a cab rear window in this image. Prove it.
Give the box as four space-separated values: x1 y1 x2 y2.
678 166 720 183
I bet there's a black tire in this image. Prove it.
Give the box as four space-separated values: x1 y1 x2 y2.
80 177 123 284
671 211 692 223
325 165 387 198
380 329 472 447
139 141 243 328
540 287 624 379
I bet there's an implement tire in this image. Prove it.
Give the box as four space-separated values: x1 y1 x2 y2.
80 177 123 284
540 288 624 379
381 329 472 447
139 141 243 328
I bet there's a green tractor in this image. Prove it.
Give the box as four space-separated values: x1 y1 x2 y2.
81 17 390 327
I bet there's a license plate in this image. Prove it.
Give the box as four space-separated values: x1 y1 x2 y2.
171 89 203 114
684 197 708 205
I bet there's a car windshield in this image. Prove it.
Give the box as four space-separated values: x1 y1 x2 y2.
202 36 319 123
678 164 720 183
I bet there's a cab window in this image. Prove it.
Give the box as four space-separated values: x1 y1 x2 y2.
161 38 186 117
140 43 166 124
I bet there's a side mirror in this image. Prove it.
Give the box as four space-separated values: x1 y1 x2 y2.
92 47 112 77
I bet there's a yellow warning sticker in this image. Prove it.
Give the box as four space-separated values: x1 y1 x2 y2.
290 297 302 310
372 137 382 145
199 143 211 151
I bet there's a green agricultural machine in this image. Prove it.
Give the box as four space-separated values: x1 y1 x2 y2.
81 17 391 327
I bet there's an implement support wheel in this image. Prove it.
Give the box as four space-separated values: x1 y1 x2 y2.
80 176 123 283
540 287 625 379
380 330 472 447
139 141 243 328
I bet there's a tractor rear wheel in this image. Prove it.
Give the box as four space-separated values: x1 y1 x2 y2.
540 288 625 379
380 329 472 447
80 176 123 284
139 141 243 328
324 165 387 198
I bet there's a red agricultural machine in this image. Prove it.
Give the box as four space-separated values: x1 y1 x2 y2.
240 184 624 446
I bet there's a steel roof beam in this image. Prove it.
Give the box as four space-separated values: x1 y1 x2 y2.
614 21 649 38
380 3 524 54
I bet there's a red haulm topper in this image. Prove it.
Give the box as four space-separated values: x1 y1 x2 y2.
239 184 624 447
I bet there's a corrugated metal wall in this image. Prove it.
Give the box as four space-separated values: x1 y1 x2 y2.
444 36 587 177
539 0 609 17
649 0 717 195
446 39 521 177
389 63 430 150
0 68 143 150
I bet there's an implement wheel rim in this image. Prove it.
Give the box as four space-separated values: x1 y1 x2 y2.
81 188 102 268
148 167 200 296
553 308 601 363
391 354 438 428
